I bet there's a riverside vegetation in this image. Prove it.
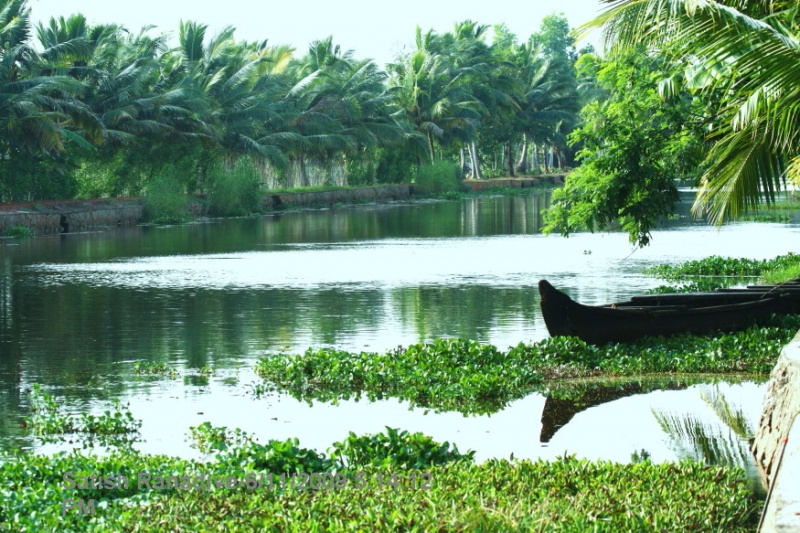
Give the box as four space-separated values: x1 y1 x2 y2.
2 392 761 532
3 257 795 531
0 0 582 210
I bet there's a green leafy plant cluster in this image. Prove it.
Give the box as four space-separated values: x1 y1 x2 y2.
3 393 763 532
513 319 798 376
543 50 706 247
0 449 200 531
646 280 735 294
256 316 800 415
188 423 473 474
189 422 335 474
329 427 474 469
142 168 192 224
0 451 759 532
254 338 543 415
738 213 792 223
643 253 800 280
26 384 141 448
133 361 178 378
1 225 32 238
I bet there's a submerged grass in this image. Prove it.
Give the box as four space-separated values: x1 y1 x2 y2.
254 314 800 416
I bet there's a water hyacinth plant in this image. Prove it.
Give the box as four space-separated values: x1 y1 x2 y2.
255 315 800 416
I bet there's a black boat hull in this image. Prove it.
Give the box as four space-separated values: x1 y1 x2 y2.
538 280 796 345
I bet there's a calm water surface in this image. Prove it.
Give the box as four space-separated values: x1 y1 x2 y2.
1 191 797 470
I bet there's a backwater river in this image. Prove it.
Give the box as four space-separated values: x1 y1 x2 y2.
2 189 799 482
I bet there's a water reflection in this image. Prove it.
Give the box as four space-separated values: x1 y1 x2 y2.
540 380 691 442
0 191 797 464
652 383 764 493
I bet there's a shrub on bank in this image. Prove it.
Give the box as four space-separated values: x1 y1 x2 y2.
204 158 263 217
413 161 461 194
142 168 192 224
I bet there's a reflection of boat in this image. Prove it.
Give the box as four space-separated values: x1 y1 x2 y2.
540 381 689 442
538 280 799 345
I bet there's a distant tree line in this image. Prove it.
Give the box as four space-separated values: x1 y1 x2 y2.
0 0 591 203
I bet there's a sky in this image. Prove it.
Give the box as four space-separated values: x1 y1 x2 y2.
27 0 607 66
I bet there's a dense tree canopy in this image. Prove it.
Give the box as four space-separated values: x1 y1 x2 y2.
0 0 583 203
586 0 800 224
544 50 707 246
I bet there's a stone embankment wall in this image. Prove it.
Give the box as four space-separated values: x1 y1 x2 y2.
0 199 143 235
0 185 413 235
752 331 800 532
0 179 561 236
464 175 564 191
263 184 411 210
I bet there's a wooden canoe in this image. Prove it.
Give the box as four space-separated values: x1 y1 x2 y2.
538 280 797 345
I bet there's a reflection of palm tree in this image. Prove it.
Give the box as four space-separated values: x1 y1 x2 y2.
652 384 763 493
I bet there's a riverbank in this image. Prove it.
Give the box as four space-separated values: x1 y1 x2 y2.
0 175 563 237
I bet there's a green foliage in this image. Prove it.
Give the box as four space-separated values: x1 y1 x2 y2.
0 3 586 205
738 213 792 223
646 280 735 294
142 168 192 224
345 148 379 186
2 225 32 238
589 0 800 223
190 423 336 474
204 158 263 217
25 384 141 448
763 264 800 285
330 427 474 469
254 338 543 415
0 452 758 532
133 361 178 378
374 146 417 184
255 316 799 416
544 50 707 246
1 413 761 532
188 423 472 476
481 166 508 179
644 253 800 281
413 160 461 195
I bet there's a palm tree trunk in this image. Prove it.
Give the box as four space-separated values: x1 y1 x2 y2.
469 141 484 179
504 142 515 177
542 145 549 174
460 147 468 176
427 132 436 163
516 134 529 174
299 157 310 187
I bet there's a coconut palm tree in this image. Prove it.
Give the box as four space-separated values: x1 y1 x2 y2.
388 28 483 164
513 39 579 174
585 0 800 223
0 0 102 200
